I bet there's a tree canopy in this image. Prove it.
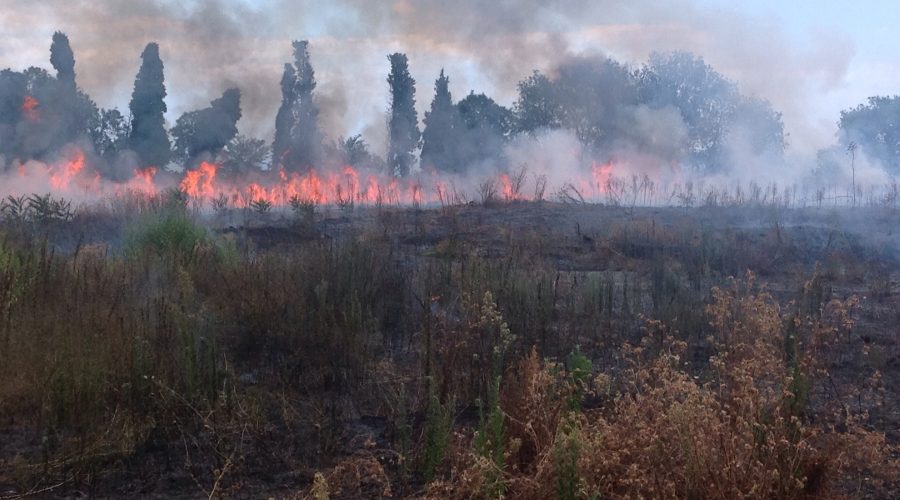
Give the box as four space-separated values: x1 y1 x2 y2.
421 69 463 173
387 53 420 177
839 96 900 174
128 42 170 168
171 88 242 164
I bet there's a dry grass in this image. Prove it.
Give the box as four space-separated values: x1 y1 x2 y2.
0 197 897 498
421 274 897 499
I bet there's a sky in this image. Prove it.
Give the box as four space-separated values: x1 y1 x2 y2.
0 0 897 157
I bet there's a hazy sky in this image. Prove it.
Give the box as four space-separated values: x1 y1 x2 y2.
1 0 896 156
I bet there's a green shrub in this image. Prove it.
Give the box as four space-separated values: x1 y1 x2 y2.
126 211 207 261
421 389 454 481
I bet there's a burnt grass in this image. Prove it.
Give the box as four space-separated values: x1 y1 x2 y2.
0 200 898 498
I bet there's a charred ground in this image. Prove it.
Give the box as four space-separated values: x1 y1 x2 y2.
0 198 897 498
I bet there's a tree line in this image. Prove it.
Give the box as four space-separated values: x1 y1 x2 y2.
1 32 898 179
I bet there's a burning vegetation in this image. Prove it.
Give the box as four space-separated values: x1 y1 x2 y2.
0 28 898 500
0 32 898 210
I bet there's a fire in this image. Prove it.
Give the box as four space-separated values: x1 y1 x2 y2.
180 161 218 198
2 145 633 209
130 167 158 194
499 174 522 201
49 149 86 190
592 162 614 193
21 96 40 123
134 166 157 185
169 162 454 208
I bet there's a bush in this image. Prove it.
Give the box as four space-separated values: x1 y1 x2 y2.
126 211 207 261
427 274 897 499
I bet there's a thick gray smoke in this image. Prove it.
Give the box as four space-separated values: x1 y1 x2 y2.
0 1 860 154
0 0 895 203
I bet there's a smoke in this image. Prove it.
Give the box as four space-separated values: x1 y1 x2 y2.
1 0 896 207
316 78 349 142
622 105 689 163
0 0 865 156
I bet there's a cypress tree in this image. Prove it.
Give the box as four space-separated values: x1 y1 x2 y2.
49 31 75 90
128 43 170 167
421 69 462 173
387 53 419 177
290 40 321 171
272 63 296 169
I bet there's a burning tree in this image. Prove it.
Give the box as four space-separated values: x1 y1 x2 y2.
0 33 96 161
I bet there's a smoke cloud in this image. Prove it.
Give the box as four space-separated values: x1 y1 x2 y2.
1 0 896 207
0 0 866 155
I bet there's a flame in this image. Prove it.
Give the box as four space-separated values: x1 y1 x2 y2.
0 143 635 209
49 149 86 190
21 96 39 123
129 167 158 194
592 162 614 193
499 174 520 201
171 163 453 208
180 161 218 198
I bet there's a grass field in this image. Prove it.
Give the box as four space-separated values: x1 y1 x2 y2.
0 193 897 498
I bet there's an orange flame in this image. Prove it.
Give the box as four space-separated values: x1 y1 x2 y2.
180 161 218 198
163 159 624 209
49 149 86 190
592 162 614 193
129 166 158 194
21 96 40 123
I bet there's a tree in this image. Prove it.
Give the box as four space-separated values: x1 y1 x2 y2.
553 57 637 151
639 52 785 172
289 40 322 171
128 43 170 168
0 69 27 157
0 42 97 161
839 96 900 175
171 88 242 164
421 69 462 173
89 108 129 159
387 53 419 177
221 135 269 173
456 92 515 169
50 31 75 90
639 51 740 172
513 57 640 152
334 134 384 171
729 97 785 158
271 41 322 172
0 33 97 161
43 33 97 154
272 63 296 168
514 71 560 133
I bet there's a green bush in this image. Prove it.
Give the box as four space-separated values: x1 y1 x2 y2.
126 211 207 261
